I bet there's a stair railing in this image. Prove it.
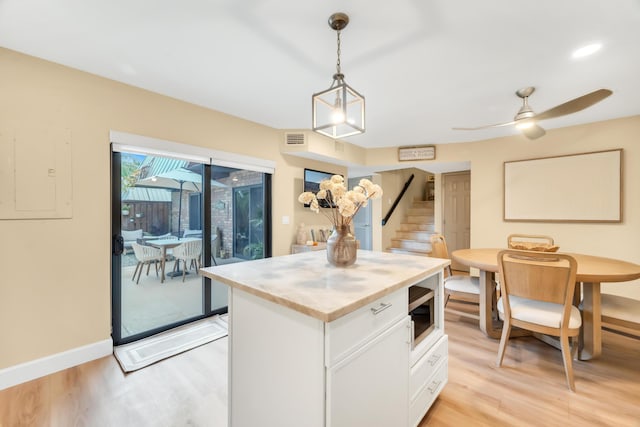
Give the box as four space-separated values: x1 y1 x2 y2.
382 174 414 226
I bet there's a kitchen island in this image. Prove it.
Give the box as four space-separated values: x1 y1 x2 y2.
200 250 450 427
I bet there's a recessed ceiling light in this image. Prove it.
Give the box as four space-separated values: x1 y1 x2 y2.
572 43 602 59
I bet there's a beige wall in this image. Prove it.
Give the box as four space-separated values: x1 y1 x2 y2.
1 46 638 373
0 48 338 369
368 116 640 298
284 154 348 242
460 117 640 299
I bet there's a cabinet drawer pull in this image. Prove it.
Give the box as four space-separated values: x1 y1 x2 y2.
428 354 442 366
370 302 392 315
427 380 442 394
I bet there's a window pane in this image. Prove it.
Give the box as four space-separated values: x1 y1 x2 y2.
119 152 204 338
210 166 267 310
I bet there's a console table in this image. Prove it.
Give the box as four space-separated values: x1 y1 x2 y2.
291 243 327 254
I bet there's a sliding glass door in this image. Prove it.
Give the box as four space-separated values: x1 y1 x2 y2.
112 151 206 344
209 166 270 310
111 149 271 345
233 185 264 259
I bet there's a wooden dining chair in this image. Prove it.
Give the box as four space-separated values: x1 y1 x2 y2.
430 234 482 320
500 234 558 299
496 250 581 391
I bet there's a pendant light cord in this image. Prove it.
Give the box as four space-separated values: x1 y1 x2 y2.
336 30 342 77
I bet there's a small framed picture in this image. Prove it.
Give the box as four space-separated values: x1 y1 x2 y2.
398 145 436 161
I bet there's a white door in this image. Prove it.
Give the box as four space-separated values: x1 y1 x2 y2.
349 177 372 250
326 317 410 427
443 172 471 272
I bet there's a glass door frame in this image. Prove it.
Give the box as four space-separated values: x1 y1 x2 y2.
112 152 209 345
232 183 264 260
112 147 272 346
111 151 124 343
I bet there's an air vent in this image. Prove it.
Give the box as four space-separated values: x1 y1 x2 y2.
285 132 306 146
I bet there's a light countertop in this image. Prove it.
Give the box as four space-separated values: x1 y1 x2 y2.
199 250 450 322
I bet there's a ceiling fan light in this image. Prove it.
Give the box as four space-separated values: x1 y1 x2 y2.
516 121 535 130
453 86 611 139
572 43 602 59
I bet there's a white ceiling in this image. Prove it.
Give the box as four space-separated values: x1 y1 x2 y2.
1 0 639 151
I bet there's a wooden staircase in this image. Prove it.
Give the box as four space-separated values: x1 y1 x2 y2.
387 200 436 256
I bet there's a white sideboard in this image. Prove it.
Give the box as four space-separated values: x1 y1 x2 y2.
291 243 327 254
200 250 449 427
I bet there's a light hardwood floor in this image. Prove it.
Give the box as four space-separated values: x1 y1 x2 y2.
1 307 639 427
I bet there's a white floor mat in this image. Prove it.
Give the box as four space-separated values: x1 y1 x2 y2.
114 315 228 372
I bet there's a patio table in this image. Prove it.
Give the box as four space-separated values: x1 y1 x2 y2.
146 237 200 283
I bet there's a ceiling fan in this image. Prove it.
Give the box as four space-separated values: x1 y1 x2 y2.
453 87 613 140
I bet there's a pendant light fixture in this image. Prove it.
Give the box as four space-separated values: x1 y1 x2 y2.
312 13 365 138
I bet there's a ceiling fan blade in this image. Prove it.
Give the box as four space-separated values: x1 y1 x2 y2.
452 120 516 131
521 124 546 140
535 89 612 121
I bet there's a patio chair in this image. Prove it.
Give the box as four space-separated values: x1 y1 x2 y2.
131 242 163 284
122 229 143 254
183 229 202 238
210 234 218 266
172 239 203 282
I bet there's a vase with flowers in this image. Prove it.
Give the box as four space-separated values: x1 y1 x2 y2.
298 175 383 267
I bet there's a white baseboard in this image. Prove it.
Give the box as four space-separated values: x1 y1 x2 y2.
0 338 113 391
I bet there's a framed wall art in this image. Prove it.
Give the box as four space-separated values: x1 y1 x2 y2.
503 149 622 222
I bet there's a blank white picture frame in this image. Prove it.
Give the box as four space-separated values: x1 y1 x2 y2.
504 149 622 222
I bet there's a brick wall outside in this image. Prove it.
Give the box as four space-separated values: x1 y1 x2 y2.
211 170 263 258
166 169 264 258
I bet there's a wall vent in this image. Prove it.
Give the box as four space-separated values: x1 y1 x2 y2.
285 132 306 146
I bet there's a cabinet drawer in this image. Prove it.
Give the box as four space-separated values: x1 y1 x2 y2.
409 359 448 427
409 335 448 402
326 288 408 366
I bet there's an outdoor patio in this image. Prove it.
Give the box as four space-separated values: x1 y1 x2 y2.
117 155 264 339
119 252 240 337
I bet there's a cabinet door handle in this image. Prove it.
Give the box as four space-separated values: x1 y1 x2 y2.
370 302 392 315
409 321 414 345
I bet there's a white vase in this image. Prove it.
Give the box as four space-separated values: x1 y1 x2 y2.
296 223 307 245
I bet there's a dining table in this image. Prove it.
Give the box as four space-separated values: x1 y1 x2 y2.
451 248 640 360
146 237 200 283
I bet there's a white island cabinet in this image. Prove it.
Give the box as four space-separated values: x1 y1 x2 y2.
200 250 449 427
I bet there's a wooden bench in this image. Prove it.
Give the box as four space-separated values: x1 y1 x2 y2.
600 294 640 338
